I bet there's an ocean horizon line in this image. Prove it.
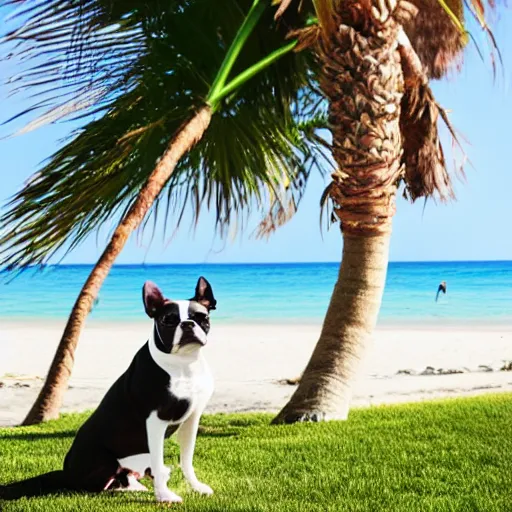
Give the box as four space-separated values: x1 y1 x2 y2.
7 259 512 269
1 260 511 323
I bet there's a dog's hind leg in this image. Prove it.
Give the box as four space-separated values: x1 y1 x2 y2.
65 447 120 493
110 470 148 492
118 475 148 491
116 454 151 491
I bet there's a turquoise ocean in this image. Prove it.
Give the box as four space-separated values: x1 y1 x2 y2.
1 261 511 325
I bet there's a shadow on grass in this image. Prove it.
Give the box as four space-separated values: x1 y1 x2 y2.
0 430 76 442
2 425 238 442
197 427 239 438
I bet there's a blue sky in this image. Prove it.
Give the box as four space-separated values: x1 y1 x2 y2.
1 12 511 265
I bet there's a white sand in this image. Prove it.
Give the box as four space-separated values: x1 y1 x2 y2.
0 320 511 426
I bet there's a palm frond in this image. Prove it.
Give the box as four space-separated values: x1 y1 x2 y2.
273 0 295 19
256 108 330 238
312 0 338 37
397 0 500 202
1 0 148 130
403 0 498 79
400 81 457 202
0 0 325 270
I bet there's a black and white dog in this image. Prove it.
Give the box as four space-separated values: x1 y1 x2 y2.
0 277 216 503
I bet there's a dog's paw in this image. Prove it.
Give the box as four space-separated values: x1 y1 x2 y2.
156 488 183 503
191 482 213 496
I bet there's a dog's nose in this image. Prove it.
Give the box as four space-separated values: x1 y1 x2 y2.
181 320 195 330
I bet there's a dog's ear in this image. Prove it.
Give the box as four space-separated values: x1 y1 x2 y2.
143 281 165 318
192 276 217 311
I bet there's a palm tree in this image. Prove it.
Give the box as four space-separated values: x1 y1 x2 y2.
272 0 497 423
1 0 495 428
0 0 328 424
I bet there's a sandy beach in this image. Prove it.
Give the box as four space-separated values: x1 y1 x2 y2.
1 320 511 426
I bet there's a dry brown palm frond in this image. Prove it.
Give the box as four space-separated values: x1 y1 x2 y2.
273 0 297 19
273 0 498 78
404 0 499 79
403 0 466 78
400 80 462 202
397 22 466 202
287 24 321 51
312 0 338 38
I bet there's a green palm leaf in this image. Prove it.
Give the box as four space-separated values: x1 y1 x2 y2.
0 0 328 270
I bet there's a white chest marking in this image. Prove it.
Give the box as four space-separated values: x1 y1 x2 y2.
148 330 214 422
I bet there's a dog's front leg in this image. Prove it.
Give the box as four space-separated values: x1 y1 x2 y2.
177 412 213 495
146 411 182 503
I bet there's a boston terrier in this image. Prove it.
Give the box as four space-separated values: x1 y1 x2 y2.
0 277 216 503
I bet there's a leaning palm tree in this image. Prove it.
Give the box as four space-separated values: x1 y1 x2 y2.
272 0 497 423
0 0 328 424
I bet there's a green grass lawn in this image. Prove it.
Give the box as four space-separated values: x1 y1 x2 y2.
1 394 511 511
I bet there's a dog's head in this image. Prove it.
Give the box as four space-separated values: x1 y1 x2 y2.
143 277 216 355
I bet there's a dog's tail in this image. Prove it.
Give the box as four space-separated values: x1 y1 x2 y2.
0 470 72 500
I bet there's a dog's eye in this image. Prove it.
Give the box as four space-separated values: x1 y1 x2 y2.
192 313 209 326
161 314 179 326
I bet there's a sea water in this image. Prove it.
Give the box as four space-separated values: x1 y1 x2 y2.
1 261 511 325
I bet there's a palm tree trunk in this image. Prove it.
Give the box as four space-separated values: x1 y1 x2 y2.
273 3 405 424
272 232 390 423
22 106 212 425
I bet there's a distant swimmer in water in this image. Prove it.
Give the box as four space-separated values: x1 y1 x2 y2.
436 281 447 302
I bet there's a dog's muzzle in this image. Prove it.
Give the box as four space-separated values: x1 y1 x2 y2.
178 321 206 347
